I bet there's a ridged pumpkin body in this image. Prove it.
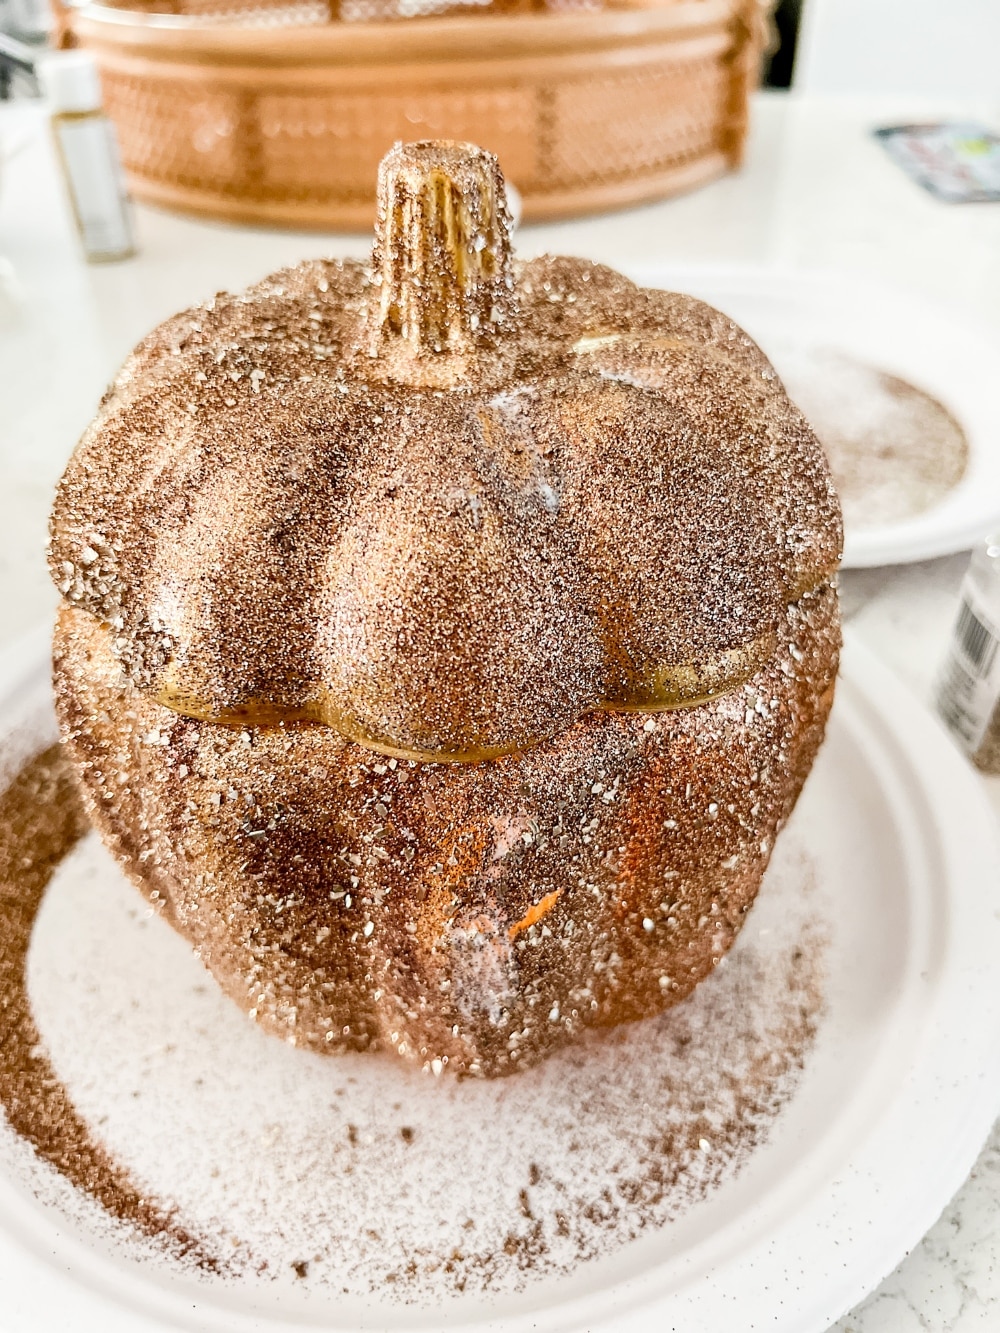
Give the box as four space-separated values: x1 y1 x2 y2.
50 143 842 1075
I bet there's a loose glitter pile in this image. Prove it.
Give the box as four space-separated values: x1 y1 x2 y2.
0 749 217 1271
773 347 969 530
0 742 826 1302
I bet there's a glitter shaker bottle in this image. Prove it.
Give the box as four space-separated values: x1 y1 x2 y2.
936 535 1000 772
39 50 136 264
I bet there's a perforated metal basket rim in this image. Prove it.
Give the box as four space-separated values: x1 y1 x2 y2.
74 0 749 60
73 0 766 226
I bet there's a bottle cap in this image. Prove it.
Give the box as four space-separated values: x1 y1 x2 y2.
38 50 103 115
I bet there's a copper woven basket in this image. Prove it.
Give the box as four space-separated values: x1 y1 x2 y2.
72 0 771 228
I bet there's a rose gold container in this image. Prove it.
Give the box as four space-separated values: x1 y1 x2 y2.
71 0 771 228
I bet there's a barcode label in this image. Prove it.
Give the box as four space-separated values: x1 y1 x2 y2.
955 599 997 676
936 584 1000 754
938 656 986 744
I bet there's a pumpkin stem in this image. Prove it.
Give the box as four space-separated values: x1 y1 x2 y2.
366 141 516 388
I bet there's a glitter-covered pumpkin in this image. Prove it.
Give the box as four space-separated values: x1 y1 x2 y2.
51 142 842 1076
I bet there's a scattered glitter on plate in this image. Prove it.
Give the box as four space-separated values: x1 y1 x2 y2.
0 747 826 1302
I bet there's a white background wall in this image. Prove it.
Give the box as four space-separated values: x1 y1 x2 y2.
795 0 1000 101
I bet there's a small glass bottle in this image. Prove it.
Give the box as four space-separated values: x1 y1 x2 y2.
39 50 136 264
935 535 1000 772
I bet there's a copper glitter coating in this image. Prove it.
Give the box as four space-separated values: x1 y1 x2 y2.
54 585 838 1078
48 141 842 1076
48 143 842 762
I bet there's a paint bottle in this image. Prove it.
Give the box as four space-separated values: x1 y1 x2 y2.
936 535 1000 772
40 50 135 263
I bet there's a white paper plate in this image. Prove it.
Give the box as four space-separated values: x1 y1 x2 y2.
624 265 1000 569
1 629 999 1332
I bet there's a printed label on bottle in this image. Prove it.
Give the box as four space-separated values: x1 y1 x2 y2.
937 581 1000 753
56 117 134 259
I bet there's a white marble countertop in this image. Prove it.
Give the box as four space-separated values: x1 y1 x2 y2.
3 87 1000 1331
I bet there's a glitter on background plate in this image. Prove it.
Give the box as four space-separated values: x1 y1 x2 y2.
773 347 969 531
